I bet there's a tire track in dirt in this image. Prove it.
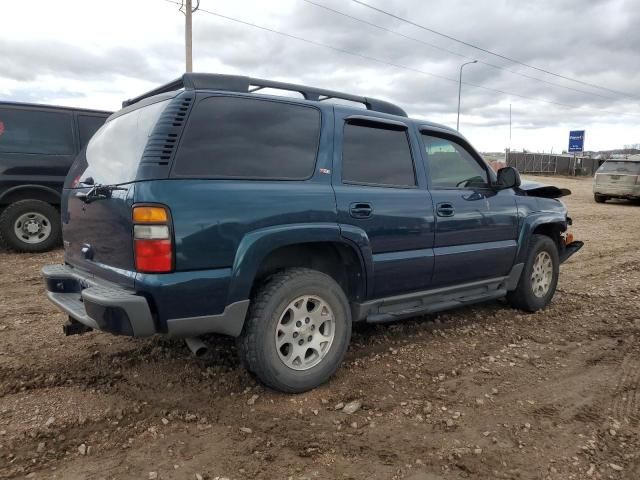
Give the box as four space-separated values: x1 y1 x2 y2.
611 354 640 424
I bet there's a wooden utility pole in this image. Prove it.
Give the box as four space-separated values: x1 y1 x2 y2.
180 0 199 72
185 0 193 72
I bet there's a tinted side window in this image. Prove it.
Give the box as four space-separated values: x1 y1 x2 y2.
422 135 488 188
342 123 415 187
0 107 74 155
173 97 321 179
78 114 107 148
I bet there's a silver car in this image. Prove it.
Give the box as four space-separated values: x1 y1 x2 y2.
593 159 640 203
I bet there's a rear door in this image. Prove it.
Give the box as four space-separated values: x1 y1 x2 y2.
62 98 171 287
333 111 435 298
420 132 518 287
595 161 640 193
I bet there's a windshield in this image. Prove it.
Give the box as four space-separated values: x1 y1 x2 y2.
598 161 640 175
80 99 169 185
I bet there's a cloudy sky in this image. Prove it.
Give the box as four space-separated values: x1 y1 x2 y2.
1 0 639 152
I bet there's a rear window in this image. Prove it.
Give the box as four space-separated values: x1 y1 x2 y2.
81 100 169 185
0 107 74 155
598 161 640 174
173 96 321 179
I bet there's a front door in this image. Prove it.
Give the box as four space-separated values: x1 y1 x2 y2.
420 132 518 287
333 112 435 298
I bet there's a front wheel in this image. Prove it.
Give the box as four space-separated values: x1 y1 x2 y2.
0 200 61 252
238 268 352 393
594 194 607 203
507 234 559 312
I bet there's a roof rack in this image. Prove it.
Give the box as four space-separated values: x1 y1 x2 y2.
122 73 407 117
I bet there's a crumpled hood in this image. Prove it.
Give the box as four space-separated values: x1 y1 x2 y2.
518 180 571 199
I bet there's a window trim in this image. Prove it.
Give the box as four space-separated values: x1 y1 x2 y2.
419 129 495 191
340 118 418 189
170 94 323 181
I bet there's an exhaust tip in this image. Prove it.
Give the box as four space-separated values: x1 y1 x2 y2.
185 337 208 357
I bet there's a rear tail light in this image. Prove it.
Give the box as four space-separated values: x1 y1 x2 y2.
133 206 173 273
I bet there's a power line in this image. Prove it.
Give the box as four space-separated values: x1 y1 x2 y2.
351 0 638 100
302 0 616 102
160 0 640 118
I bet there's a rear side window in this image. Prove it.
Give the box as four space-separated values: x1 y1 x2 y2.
342 123 415 187
0 107 74 155
173 96 321 179
78 114 107 148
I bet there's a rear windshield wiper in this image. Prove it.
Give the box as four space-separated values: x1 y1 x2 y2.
76 184 128 204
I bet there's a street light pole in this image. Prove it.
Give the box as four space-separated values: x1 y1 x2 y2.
456 60 477 131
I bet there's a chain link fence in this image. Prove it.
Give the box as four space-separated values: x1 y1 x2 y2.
506 152 602 176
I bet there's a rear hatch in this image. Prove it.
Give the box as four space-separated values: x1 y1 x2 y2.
595 161 640 189
62 98 171 287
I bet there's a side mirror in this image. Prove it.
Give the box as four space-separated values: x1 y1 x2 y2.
497 166 521 189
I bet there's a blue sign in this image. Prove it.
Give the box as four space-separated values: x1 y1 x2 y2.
568 130 585 153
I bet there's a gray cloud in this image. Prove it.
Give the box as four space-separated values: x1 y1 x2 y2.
0 0 638 148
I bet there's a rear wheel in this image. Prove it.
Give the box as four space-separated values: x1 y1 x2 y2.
594 194 607 203
507 234 559 312
0 200 61 252
238 268 351 393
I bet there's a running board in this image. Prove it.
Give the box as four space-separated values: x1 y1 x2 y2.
352 263 523 323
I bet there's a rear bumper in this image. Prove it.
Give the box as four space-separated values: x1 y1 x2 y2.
42 264 250 338
594 185 640 198
42 264 155 337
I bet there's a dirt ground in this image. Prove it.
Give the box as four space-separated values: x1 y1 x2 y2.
1 175 639 480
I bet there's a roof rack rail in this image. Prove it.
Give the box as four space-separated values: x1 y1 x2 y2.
122 73 407 117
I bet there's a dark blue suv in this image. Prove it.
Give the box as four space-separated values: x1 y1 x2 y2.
43 73 582 392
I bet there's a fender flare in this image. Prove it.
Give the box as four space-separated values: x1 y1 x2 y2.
516 212 567 263
226 223 373 304
0 184 61 205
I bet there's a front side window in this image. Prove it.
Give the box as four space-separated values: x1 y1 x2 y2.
422 135 488 188
0 107 74 155
173 96 321 179
342 123 415 187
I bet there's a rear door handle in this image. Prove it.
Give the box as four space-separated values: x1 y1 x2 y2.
436 202 455 217
349 202 373 219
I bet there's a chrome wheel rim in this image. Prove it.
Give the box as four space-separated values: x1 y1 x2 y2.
531 251 553 298
13 212 52 244
275 295 335 371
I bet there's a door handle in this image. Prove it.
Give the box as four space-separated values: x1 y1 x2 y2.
349 202 373 219
436 202 455 217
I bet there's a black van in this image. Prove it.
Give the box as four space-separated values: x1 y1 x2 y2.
0 102 111 252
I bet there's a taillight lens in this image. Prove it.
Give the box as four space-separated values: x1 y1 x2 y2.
133 206 173 273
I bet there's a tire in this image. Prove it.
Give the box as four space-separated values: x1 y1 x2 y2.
238 268 352 393
594 194 607 203
507 234 559 312
0 200 61 253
